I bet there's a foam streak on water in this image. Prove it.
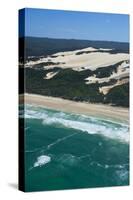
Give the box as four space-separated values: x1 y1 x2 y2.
47 133 78 150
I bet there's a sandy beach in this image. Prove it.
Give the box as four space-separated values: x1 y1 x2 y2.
20 93 129 124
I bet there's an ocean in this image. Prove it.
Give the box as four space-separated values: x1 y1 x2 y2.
20 104 129 192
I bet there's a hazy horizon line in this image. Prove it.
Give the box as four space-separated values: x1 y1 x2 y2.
19 35 129 43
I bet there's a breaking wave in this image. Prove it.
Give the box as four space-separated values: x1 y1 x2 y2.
22 104 129 143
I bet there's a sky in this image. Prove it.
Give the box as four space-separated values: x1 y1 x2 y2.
19 8 129 42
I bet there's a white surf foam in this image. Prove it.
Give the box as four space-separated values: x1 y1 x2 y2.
24 105 129 143
43 117 129 143
34 155 51 168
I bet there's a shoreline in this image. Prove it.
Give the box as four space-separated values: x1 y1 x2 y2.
20 93 129 124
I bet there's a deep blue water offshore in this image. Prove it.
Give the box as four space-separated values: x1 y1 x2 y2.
20 104 129 192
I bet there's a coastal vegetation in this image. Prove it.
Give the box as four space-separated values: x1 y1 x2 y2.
19 37 129 107
19 37 129 59
20 67 129 107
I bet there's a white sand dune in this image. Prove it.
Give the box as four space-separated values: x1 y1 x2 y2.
99 77 129 95
85 61 129 84
48 52 129 71
44 71 58 79
25 47 129 95
26 47 129 72
84 60 129 94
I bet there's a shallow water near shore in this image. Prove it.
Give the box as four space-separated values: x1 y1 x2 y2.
20 104 129 192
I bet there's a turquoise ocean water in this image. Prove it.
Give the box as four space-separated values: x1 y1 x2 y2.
20 104 129 192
